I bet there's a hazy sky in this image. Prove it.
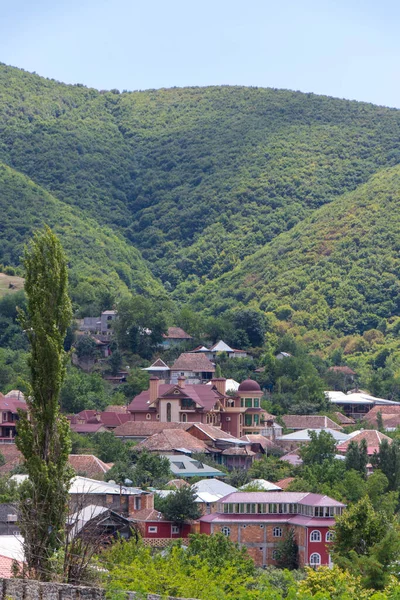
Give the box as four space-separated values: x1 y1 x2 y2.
2 0 400 107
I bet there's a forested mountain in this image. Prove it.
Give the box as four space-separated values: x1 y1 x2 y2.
0 162 165 312
187 164 400 338
2 63 400 290
1 62 400 341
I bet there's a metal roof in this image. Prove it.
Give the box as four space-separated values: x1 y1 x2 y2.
278 428 349 442
219 491 345 507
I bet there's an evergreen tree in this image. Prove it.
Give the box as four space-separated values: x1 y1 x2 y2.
16 227 73 581
275 528 299 570
372 438 400 491
345 439 368 478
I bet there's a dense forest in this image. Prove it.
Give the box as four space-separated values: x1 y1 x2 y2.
1 62 400 399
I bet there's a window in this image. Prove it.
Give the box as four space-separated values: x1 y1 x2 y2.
273 527 282 537
148 526 158 533
272 550 279 560
244 414 252 427
245 398 252 408
253 414 259 426
253 399 260 408
172 526 180 534
181 413 187 422
166 402 171 422
156 414 160 420
2 412 7 422
310 553 321 566
134 497 141 510
310 530 321 542
221 527 231 537
326 531 334 542
146 413 151 420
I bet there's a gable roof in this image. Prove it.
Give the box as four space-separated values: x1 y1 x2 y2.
170 353 215 373
138 429 208 453
278 428 349 442
333 412 356 425
337 429 392 454
240 434 276 450
187 423 240 443
114 421 192 437
209 340 234 353
68 455 111 479
192 479 237 499
128 382 222 413
282 415 343 431
105 405 129 413
0 393 26 414
275 477 296 490
163 327 192 340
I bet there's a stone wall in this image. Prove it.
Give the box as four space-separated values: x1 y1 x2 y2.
0 579 196 600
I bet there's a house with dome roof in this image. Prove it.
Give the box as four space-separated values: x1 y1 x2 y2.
127 376 270 440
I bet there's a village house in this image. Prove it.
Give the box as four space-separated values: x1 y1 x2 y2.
161 327 193 349
363 405 400 430
326 390 400 420
170 353 215 384
191 340 249 360
0 390 26 441
127 376 273 441
200 491 345 568
281 415 343 432
277 428 349 452
336 429 392 456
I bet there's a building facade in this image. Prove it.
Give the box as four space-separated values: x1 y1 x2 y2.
200 491 344 568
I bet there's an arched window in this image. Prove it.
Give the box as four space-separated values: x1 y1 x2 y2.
181 413 187 423
310 553 321 567
326 531 334 542
206 414 210 424
146 413 151 420
310 530 321 542
221 527 230 537
166 403 171 422
273 527 282 538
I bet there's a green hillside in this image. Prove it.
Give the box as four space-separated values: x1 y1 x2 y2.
0 162 165 311
187 164 400 338
2 64 400 289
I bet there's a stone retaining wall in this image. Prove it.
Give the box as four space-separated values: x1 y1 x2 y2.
0 579 196 600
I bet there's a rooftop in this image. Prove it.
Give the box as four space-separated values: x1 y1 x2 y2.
337 429 392 454
114 421 191 438
278 428 349 442
128 382 223 413
163 327 193 340
164 454 226 478
138 429 208 453
282 415 343 431
219 491 345 507
170 353 215 373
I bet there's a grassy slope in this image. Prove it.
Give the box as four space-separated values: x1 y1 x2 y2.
0 273 24 298
2 64 400 289
0 162 165 298
187 164 400 336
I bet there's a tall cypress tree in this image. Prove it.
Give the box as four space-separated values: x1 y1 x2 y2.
16 227 73 581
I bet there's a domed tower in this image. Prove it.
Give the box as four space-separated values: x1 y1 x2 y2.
221 378 267 438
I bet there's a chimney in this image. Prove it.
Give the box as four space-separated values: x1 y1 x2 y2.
178 376 186 389
149 376 160 403
211 377 226 396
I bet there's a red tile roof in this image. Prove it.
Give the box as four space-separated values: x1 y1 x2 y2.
163 327 193 340
128 382 222 413
105 405 129 413
114 421 192 437
240 435 276 450
0 444 22 474
282 415 343 431
337 429 392 455
68 454 111 479
188 423 239 441
0 555 21 578
170 353 215 373
138 430 208 453
275 477 296 490
333 412 355 425
70 423 107 434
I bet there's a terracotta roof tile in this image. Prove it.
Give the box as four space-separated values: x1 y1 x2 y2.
170 353 215 373
240 435 275 449
68 455 111 479
163 327 192 340
275 477 296 490
114 421 192 437
282 415 343 431
0 445 22 474
337 429 392 454
333 412 355 425
0 555 21 578
128 382 222 413
105 405 129 413
138 430 208 453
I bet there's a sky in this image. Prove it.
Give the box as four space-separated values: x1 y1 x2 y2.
1 0 400 107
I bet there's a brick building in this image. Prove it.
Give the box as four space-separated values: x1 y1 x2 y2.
200 491 345 568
